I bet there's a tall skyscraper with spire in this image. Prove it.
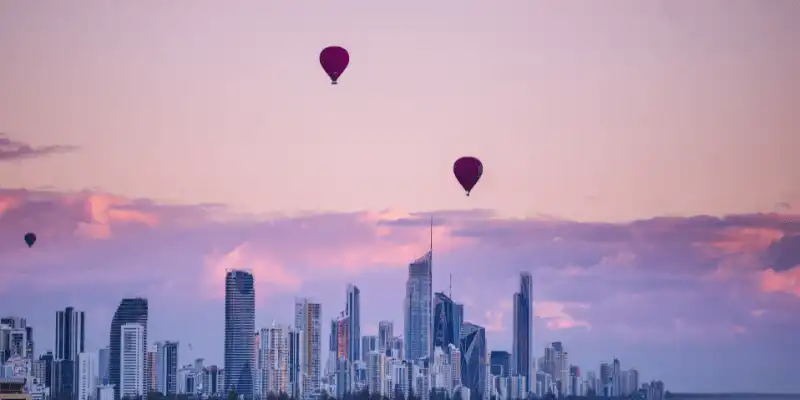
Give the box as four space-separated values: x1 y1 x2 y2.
403 218 433 361
512 272 534 393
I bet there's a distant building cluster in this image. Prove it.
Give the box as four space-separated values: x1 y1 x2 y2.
2 243 665 400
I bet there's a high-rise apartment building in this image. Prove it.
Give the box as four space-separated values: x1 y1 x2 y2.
287 330 301 399
56 308 85 362
404 250 432 361
54 307 86 400
76 352 94 400
145 344 157 394
512 272 534 393
258 323 288 396
120 323 145 398
294 298 322 397
360 336 377 362
346 284 361 367
335 314 349 362
0 317 32 363
98 348 110 385
156 342 178 395
109 298 148 400
489 351 511 377
224 269 256 398
377 322 393 354
366 351 386 397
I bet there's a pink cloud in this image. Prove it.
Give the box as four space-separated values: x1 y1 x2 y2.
1 187 799 349
535 301 592 331
759 266 800 297
202 242 303 302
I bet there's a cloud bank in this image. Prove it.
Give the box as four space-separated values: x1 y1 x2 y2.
0 188 798 392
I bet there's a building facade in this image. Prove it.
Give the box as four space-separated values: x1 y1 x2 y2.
109 298 148 400
224 270 256 398
404 251 432 361
293 298 322 398
512 272 534 393
120 323 145 399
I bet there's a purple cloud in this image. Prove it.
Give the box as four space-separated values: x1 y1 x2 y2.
0 134 77 161
1 188 799 392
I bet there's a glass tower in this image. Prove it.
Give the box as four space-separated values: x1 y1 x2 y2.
224 269 255 398
460 322 487 400
512 272 534 392
404 251 432 361
109 298 148 400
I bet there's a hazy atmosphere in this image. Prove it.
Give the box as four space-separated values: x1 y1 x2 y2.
1 0 799 395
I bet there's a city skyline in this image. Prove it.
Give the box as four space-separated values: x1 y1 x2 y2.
2 0 799 395
1 272 657 399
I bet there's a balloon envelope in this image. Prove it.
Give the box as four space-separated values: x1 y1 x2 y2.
319 46 350 84
453 157 483 196
24 232 36 248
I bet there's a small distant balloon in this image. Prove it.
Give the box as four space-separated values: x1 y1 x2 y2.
453 156 484 196
319 46 350 85
24 232 36 248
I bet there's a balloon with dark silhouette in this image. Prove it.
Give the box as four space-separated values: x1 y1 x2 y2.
453 156 484 196
24 232 36 248
319 46 350 85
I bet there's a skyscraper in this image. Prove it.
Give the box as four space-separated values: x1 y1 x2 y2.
489 351 511 377
452 304 464 344
377 322 393 354
512 272 534 392
145 344 157 394
432 292 458 356
258 323 288 396
346 284 361 367
109 298 148 400
287 329 301 399
77 352 94 400
56 308 85 361
55 307 85 400
360 336 377 362
294 298 322 396
224 269 256 398
459 322 487 400
156 341 179 395
404 250 432 361
98 347 110 385
120 323 145 398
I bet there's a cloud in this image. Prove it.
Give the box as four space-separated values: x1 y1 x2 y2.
1 188 800 392
0 134 77 161
535 301 592 331
759 267 800 297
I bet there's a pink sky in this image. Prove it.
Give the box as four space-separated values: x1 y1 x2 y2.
1 0 800 393
1 0 798 220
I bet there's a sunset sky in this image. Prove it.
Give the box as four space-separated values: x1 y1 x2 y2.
1 0 799 393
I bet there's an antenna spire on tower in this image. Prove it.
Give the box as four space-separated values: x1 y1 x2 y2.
429 215 433 253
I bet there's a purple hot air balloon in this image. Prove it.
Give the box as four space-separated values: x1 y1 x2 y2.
319 46 350 85
453 156 483 196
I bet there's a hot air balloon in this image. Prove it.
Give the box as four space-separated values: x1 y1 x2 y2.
319 46 350 85
24 232 36 248
453 156 483 196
